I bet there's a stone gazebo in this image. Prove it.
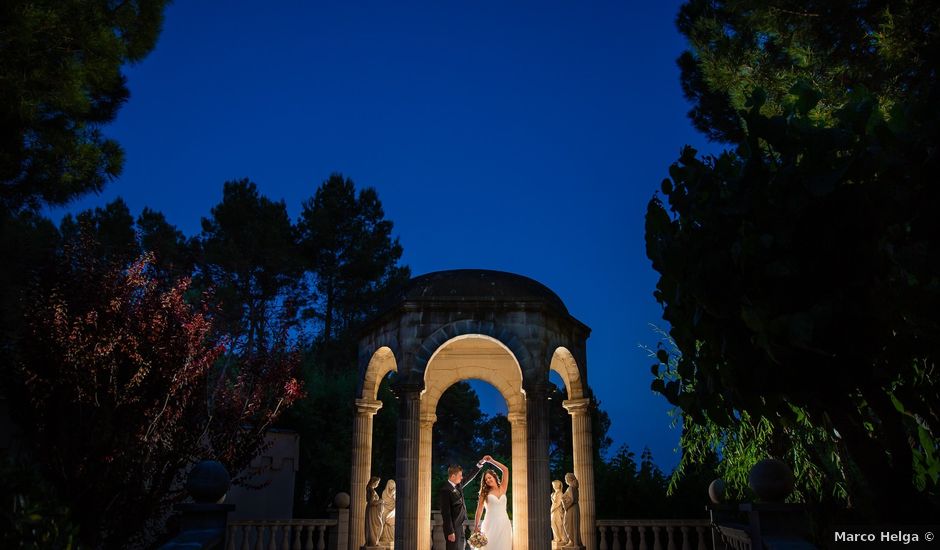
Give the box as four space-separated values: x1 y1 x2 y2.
351 270 595 550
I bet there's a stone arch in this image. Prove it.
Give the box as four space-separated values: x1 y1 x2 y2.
422 333 524 407
550 345 596 549
414 319 533 376
416 333 529 550
549 346 585 400
349 346 399 548
360 346 398 401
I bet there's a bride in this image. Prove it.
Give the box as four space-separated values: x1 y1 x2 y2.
473 455 512 550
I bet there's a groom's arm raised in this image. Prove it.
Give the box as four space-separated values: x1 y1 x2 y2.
463 457 486 486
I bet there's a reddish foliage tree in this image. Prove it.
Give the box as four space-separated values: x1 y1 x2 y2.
14 237 303 548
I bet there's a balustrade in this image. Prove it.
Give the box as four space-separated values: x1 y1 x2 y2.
713 525 752 550
228 516 721 550
596 520 712 550
227 520 335 550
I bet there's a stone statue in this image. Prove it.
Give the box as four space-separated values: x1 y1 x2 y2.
562 473 581 548
365 476 383 547
551 479 565 545
379 479 396 546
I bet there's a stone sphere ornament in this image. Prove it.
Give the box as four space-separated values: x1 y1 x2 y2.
334 492 351 509
708 479 726 504
748 458 795 502
185 460 231 504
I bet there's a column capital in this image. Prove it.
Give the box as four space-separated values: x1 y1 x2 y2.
562 398 592 415
390 381 424 398
523 381 555 398
355 398 383 415
420 412 437 427
507 412 526 426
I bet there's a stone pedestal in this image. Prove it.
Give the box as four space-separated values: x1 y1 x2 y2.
160 461 234 550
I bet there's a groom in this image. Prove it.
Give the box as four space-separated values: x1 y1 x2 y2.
439 457 487 550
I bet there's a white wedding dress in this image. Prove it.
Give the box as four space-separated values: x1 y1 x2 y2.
480 493 512 550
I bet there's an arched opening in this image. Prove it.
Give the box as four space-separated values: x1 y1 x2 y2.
419 334 528 550
431 380 511 527
349 346 400 550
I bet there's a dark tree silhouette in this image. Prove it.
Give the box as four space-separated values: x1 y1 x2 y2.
198 179 303 354
59 198 140 268
10 234 302 548
648 0 940 523
0 0 169 212
676 0 940 143
297 173 410 343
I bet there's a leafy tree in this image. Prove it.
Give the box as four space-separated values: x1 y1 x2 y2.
0 458 80 549
676 0 940 142
286 357 357 516
594 445 680 519
9 234 303 548
0 210 59 353
648 0 940 519
546 382 612 483
137 207 196 280
297 174 410 343
646 326 846 506
279 176 409 513
59 198 140 268
0 0 169 212
433 382 485 472
477 414 512 462
198 179 303 354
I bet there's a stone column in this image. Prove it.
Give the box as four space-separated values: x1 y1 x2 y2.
563 398 596 550
393 384 422 550
526 383 552 550
508 411 528 550
418 412 437 550
350 398 383 550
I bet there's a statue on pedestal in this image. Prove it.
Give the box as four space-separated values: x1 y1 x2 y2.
365 476 383 547
562 473 582 549
551 479 565 547
379 479 396 547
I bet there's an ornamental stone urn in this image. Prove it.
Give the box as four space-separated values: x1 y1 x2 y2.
708 479 726 504
748 458 794 502
334 492 351 509
185 460 231 504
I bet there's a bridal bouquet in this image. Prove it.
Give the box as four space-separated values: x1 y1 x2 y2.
468 531 488 549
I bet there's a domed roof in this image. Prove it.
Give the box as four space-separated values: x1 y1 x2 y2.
392 269 569 314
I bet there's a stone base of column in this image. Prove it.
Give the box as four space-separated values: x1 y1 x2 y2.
561 545 585 550
362 545 392 550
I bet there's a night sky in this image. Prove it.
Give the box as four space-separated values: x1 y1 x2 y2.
50 0 721 470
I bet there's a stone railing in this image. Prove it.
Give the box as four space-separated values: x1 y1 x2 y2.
597 519 713 550
712 525 752 550
425 514 715 550
226 519 340 550
429 513 470 550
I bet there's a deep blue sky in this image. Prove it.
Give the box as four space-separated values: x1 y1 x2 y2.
52 1 721 471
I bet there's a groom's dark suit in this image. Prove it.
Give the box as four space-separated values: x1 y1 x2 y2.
438 463 483 550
